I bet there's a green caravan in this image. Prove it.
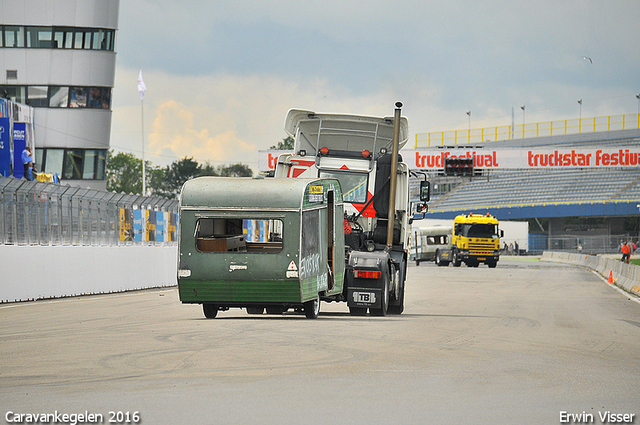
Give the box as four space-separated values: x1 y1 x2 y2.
177 177 345 319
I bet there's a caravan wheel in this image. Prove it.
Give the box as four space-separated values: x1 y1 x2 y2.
203 304 218 319
303 296 320 319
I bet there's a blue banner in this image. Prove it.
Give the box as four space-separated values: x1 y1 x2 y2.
0 118 10 177
133 209 144 242
12 122 26 179
156 212 165 242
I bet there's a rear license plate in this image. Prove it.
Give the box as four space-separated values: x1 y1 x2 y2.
353 291 376 304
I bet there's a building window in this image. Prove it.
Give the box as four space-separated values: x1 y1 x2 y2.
1 85 111 109
43 149 64 176
1 25 115 51
41 148 107 181
3 26 25 48
28 86 48 107
52 27 75 49
0 86 26 104
69 87 88 108
26 27 53 48
63 149 84 180
49 87 69 108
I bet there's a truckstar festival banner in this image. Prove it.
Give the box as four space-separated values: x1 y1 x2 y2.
258 147 640 172
409 147 640 170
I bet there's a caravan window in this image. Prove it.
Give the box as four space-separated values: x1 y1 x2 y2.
195 218 283 253
426 235 448 245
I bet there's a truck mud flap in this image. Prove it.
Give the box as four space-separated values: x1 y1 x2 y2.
347 287 382 309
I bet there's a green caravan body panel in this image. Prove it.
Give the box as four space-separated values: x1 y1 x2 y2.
177 177 345 307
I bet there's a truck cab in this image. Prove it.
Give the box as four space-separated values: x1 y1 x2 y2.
451 213 503 268
275 106 428 315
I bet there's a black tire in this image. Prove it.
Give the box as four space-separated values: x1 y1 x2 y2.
415 259 420 266
370 275 389 317
434 250 441 266
246 307 264 315
203 304 218 319
388 265 404 315
388 281 404 315
452 249 462 267
303 296 320 319
349 307 367 316
488 261 497 268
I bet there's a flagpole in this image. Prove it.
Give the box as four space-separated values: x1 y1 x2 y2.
138 69 147 196
141 97 145 195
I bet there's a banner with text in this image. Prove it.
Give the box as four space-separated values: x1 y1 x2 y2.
259 147 640 172
406 147 640 170
258 150 294 171
12 122 26 179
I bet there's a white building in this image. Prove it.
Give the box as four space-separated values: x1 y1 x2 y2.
0 0 119 189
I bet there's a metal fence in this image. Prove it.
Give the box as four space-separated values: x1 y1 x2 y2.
0 177 179 246
529 234 637 256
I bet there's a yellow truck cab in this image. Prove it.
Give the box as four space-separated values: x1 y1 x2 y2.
451 213 503 268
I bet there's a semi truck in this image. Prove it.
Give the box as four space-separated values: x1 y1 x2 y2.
451 213 503 268
177 103 430 318
275 103 429 316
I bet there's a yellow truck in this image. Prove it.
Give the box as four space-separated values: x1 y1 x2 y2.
451 213 503 268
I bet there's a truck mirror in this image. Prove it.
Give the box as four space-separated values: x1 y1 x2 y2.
420 181 430 202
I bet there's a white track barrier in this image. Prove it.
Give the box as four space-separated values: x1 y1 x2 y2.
0 245 178 303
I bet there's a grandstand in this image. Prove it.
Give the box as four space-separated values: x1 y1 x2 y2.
409 128 640 253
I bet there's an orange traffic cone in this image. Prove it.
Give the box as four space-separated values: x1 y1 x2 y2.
608 270 614 283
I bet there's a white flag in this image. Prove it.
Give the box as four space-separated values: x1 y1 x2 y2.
138 69 147 100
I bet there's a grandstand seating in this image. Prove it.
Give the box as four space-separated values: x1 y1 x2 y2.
427 168 640 212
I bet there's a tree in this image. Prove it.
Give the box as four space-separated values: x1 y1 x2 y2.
269 136 294 150
158 157 203 199
106 151 254 199
217 163 253 177
106 150 161 195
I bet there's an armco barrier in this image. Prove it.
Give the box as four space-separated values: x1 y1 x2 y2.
0 245 178 303
541 251 640 297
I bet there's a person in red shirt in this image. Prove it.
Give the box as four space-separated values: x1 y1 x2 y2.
621 242 631 264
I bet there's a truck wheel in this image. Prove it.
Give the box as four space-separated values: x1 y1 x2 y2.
370 277 389 317
388 264 404 315
388 279 404 315
246 307 264 315
434 250 441 266
303 296 320 319
203 304 218 319
488 261 497 268
452 250 462 267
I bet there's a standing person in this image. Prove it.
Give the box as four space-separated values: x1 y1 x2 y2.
21 147 33 181
514 241 519 256
621 241 631 264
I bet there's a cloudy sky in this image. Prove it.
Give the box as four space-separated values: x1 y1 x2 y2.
110 0 640 171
